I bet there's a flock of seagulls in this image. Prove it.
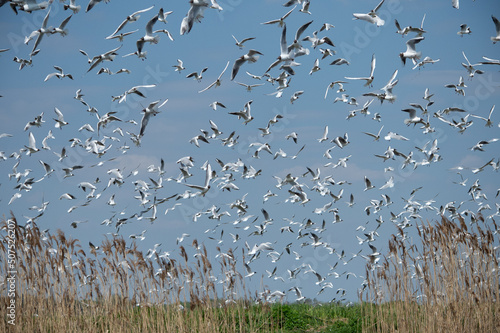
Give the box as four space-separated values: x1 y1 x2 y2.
0 0 499 304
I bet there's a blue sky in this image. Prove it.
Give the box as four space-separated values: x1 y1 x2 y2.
1 0 499 303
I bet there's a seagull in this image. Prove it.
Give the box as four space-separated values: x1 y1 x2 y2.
24 112 45 131
332 133 349 149
363 69 398 103
330 58 350 66
231 50 263 80
302 30 334 49
172 59 185 73
234 81 265 92
265 24 298 74
345 53 376 87
209 101 226 110
105 30 139 42
86 0 110 13
25 132 39 155
380 176 395 190
185 163 212 196
261 6 295 26
399 37 424 65
232 35 255 48
51 14 72 37
470 105 495 127
179 1 209 35
457 24 471 37
200 61 230 93
289 286 305 302
139 99 168 138
115 84 156 104
491 15 500 44
229 100 254 124
186 67 208 82
318 125 328 142
44 66 73 81
363 125 384 141
53 107 68 129
25 8 54 55
412 56 440 70
324 81 347 99
461 51 484 78
63 0 80 14
309 58 320 75
106 6 154 39
290 90 304 104
353 0 386 27
364 176 375 191
470 138 499 152
401 108 426 126
136 14 160 54
87 45 122 73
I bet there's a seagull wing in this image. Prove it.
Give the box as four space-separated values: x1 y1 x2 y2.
373 0 385 13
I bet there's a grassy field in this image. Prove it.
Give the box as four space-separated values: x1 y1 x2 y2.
1 214 499 332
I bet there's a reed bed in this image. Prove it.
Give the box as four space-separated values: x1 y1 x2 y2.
361 215 500 333
0 215 281 333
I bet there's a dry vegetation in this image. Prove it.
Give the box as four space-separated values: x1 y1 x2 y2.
1 213 499 332
0 214 278 333
361 215 500 333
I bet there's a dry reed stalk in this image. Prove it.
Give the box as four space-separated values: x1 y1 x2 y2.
362 215 500 333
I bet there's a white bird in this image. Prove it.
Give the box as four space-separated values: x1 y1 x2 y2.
185 163 212 196
107 6 155 39
139 99 168 137
364 176 375 191
44 66 73 81
53 108 68 129
412 56 440 70
105 30 139 42
265 24 298 74
86 0 110 13
180 1 209 35
457 24 471 37
309 58 320 75
209 101 226 110
25 132 39 155
51 14 72 37
402 108 425 126
380 176 395 190
63 0 81 14
318 125 328 142
229 100 254 124
345 53 376 87
186 67 208 82
290 90 304 104
87 45 122 73
232 35 255 48
491 15 500 44
25 8 54 55
289 286 305 301
363 69 398 103
400 37 424 65
172 59 185 73
199 61 230 93
261 6 295 26
470 105 495 127
234 81 265 92
115 84 156 104
461 51 484 78
353 0 386 27
231 50 263 80
363 125 384 141
136 14 160 54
